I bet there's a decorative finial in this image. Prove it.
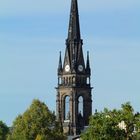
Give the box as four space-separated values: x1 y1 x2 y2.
58 51 62 74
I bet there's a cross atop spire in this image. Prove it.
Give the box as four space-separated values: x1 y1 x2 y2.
67 0 81 41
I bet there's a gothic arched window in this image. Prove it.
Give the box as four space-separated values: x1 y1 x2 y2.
64 96 70 120
87 77 90 85
78 96 83 116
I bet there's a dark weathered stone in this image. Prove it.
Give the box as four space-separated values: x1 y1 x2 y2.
56 0 92 136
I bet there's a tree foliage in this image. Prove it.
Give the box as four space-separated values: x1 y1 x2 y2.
81 102 140 140
8 99 66 140
0 121 9 140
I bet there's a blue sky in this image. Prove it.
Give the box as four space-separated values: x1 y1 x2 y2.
0 0 140 126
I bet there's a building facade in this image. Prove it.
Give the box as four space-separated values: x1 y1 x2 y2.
56 0 92 136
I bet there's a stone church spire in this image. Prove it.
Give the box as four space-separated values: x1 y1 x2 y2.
56 0 92 136
67 0 81 41
64 0 85 73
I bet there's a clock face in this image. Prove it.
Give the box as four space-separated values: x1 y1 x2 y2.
65 65 70 72
78 65 83 72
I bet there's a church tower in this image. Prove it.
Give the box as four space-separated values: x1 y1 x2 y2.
56 0 92 136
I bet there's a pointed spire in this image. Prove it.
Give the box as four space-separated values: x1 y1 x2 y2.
86 51 90 68
58 51 62 74
67 0 81 41
86 51 91 74
63 0 85 74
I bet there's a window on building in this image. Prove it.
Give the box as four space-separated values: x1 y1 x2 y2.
87 77 90 84
78 96 83 116
65 96 70 120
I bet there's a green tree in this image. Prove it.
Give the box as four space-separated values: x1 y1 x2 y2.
120 102 137 139
35 134 46 140
9 99 66 140
81 102 140 140
0 121 9 140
